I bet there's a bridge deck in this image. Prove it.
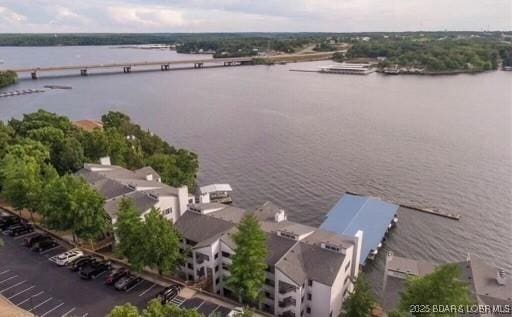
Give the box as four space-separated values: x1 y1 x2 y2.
4 57 253 73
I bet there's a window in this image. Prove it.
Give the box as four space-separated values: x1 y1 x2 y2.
306 307 311 314
307 293 312 300
221 251 231 258
215 265 219 272
214 252 219 259
215 277 220 284
187 263 193 269
308 279 313 287
163 208 172 215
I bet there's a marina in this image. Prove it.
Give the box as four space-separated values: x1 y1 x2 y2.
0 88 46 98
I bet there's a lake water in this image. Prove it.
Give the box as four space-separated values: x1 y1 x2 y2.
1 46 511 293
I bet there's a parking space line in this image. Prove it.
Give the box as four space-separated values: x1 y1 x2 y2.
0 270 10 275
82 313 89 317
7 285 35 299
13 232 36 240
16 290 44 305
0 275 18 283
40 246 61 255
127 279 144 292
40 302 65 317
0 280 26 293
28 297 53 312
61 307 76 317
210 305 221 315
196 300 205 309
138 283 156 297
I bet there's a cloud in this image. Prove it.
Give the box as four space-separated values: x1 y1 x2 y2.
106 5 186 29
0 0 510 32
0 5 27 25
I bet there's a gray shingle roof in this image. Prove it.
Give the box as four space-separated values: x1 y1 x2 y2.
135 166 161 180
265 234 297 266
76 169 133 200
276 241 346 286
175 211 235 245
104 191 157 219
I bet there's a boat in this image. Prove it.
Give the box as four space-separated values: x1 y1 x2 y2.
199 184 233 204
320 63 375 75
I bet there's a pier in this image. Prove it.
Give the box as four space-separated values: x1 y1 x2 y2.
3 57 254 79
345 191 461 220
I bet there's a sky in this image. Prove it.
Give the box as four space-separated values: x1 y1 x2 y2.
0 0 511 33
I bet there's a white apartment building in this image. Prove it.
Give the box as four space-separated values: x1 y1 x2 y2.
77 158 194 225
175 201 362 317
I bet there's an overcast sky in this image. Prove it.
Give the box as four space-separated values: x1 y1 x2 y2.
1 0 511 33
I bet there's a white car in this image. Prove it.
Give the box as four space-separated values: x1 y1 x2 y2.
49 249 84 266
228 307 245 317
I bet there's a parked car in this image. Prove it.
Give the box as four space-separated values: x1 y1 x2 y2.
0 216 21 230
79 261 111 280
156 284 181 304
49 249 84 266
114 274 142 291
32 239 58 253
105 267 129 285
6 223 33 236
24 234 50 248
228 307 245 317
69 255 97 272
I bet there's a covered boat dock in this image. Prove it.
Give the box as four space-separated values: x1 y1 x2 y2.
320 193 399 265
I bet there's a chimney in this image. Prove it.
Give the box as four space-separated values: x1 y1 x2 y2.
497 268 506 286
274 209 287 223
145 174 153 181
99 156 111 166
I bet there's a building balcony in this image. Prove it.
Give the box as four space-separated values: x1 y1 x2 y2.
195 252 210 265
278 297 296 308
279 311 296 317
278 281 297 295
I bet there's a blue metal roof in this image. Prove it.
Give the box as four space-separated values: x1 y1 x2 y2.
320 194 398 264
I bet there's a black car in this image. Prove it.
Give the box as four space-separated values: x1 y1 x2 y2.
0 216 21 230
24 234 50 248
105 267 129 285
79 261 111 280
114 274 142 291
156 285 181 304
32 239 58 253
69 255 97 271
7 223 33 236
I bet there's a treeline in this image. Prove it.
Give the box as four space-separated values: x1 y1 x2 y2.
0 70 17 88
0 110 198 241
1 110 198 188
346 37 510 72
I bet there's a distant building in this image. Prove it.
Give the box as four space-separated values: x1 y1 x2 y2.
77 158 194 225
73 120 103 132
382 252 512 314
175 201 362 317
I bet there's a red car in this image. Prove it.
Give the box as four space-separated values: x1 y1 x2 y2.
105 267 129 285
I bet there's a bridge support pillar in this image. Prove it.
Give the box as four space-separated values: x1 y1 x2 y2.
80 69 88 76
123 66 132 73
224 62 233 66
161 64 169 71
194 63 204 68
31 71 38 80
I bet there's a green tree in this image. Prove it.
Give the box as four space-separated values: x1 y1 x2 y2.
142 209 183 275
398 264 473 315
227 214 267 304
0 121 15 160
114 198 146 272
81 129 109 162
107 303 140 317
0 142 57 220
343 274 376 317
142 299 201 317
40 175 107 242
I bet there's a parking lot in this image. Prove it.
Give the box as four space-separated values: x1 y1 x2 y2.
0 221 167 316
1 210 241 317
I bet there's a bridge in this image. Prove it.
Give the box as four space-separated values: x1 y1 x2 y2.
5 57 255 79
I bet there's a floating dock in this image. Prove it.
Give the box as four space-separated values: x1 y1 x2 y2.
345 191 461 221
0 88 46 98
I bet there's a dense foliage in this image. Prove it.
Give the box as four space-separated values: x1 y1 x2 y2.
0 70 17 88
395 264 473 316
115 201 183 274
343 274 376 317
227 214 267 304
346 37 510 72
107 299 200 317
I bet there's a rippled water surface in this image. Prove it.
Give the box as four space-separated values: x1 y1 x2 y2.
1 46 511 293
